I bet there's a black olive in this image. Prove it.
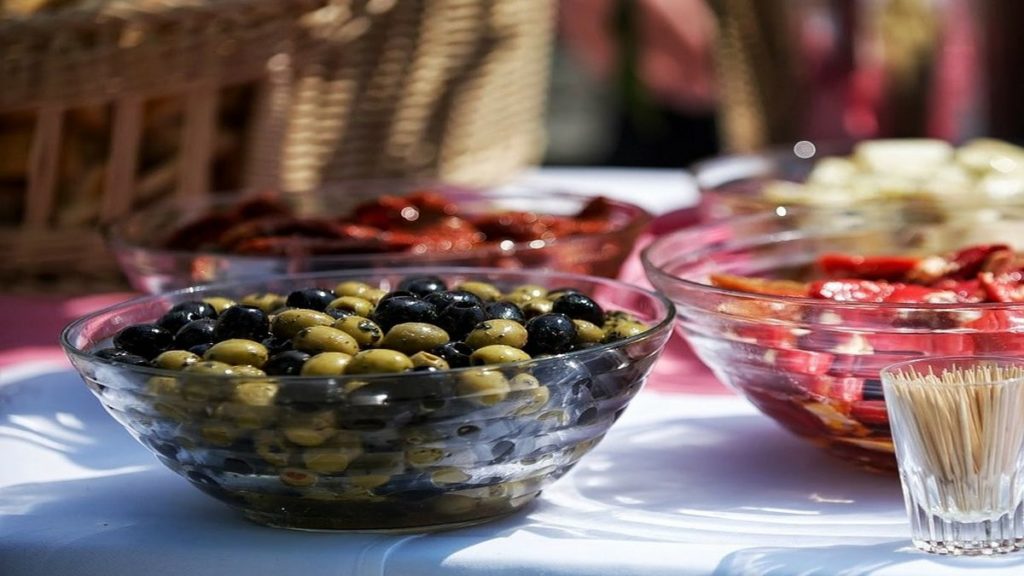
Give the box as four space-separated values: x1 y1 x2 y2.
213 305 269 342
397 275 448 297
324 307 355 320
423 290 483 310
524 313 577 355
484 301 526 324
276 379 342 404
436 301 487 340
552 293 605 326
261 335 294 355
173 318 217 350
285 288 336 312
430 341 473 368
188 343 214 357
94 347 151 366
264 350 311 376
157 301 218 334
112 324 173 359
377 290 418 303
372 296 437 331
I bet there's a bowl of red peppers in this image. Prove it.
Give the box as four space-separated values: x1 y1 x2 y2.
109 181 650 293
643 204 1024 471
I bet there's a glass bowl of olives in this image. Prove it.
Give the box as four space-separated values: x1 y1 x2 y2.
107 181 651 293
60 268 674 532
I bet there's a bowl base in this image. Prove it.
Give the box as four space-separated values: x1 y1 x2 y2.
238 493 539 533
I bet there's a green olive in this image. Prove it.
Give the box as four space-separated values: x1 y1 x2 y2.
379 322 450 354
202 296 236 314
231 365 267 377
152 350 200 370
430 467 471 486
279 467 318 487
215 401 276 429
303 448 357 474
457 281 502 302
204 339 269 368
146 376 181 396
513 385 550 415
572 319 606 345
457 369 510 405
509 372 540 391
406 447 445 467
232 380 278 406
282 408 336 447
345 349 414 374
272 308 335 339
332 316 383 348
362 288 387 305
200 424 236 447
505 284 547 304
326 296 374 318
464 319 528 349
293 325 360 355
333 281 375 299
240 292 287 314
284 426 336 447
255 430 291 466
183 360 236 376
521 298 554 318
300 352 353 376
409 351 450 370
604 320 647 342
470 344 531 366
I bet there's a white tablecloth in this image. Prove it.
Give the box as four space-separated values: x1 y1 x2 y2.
4 360 1024 576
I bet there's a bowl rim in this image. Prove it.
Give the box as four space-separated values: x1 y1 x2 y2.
104 180 652 265
60 266 676 383
641 207 1024 312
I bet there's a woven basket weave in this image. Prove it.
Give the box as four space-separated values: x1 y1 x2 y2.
0 0 555 293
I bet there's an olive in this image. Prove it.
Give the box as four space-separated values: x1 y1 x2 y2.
326 296 374 318
261 335 294 355
188 343 214 357
372 296 437 331
184 360 236 376
285 288 336 312
514 386 552 416
323 307 355 321
271 308 335 339
264 350 312 376
471 344 532 366
157 301 218 333
213 305 269 342
152 350 201 370
94 347 150 366
333 281 375 299
410 351 450 371
204 338 269 367
379 322 450 354
572 319 606 345
465 319 529 350
436 301 487 340
484 301 526 324
524 313 577 355
397 275 448 297
362 288 387 305
173 318 217 350
279 468 318 487
456 281 502 302
604 320 647 342
423 290 483 310
240 292 287 315
233 381 278 406
509 372 541 391
282 408 337 446
378 290 418 303
113 324 173 359
521 298 554 318
293 325 360 355
255 431 291 466
303 447 357 474
504 284 547 305
431 341 473 368
300 352 353 376
345 349 414 374
333 316 383 348
277 378 343 404
552 292 605 326
232 365 267 377
457 369 510 405
547 287 582 301
202 296 237 314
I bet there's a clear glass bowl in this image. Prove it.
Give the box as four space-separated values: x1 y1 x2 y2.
108 181 651 293
642 205 1024 472
60 268 674 531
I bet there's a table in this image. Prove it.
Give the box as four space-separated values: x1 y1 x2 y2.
4 168 1024 575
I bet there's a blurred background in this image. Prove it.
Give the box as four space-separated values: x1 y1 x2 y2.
3 0 1024 290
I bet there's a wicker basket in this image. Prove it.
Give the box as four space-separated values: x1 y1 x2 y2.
0 0 555 293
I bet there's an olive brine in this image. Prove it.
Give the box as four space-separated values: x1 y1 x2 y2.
99 276 648 377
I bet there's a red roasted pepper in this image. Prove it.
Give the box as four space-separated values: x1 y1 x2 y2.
818 253 921 281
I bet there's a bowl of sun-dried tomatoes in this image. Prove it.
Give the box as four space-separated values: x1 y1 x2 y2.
109 182 650 293
642 203 1024 472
